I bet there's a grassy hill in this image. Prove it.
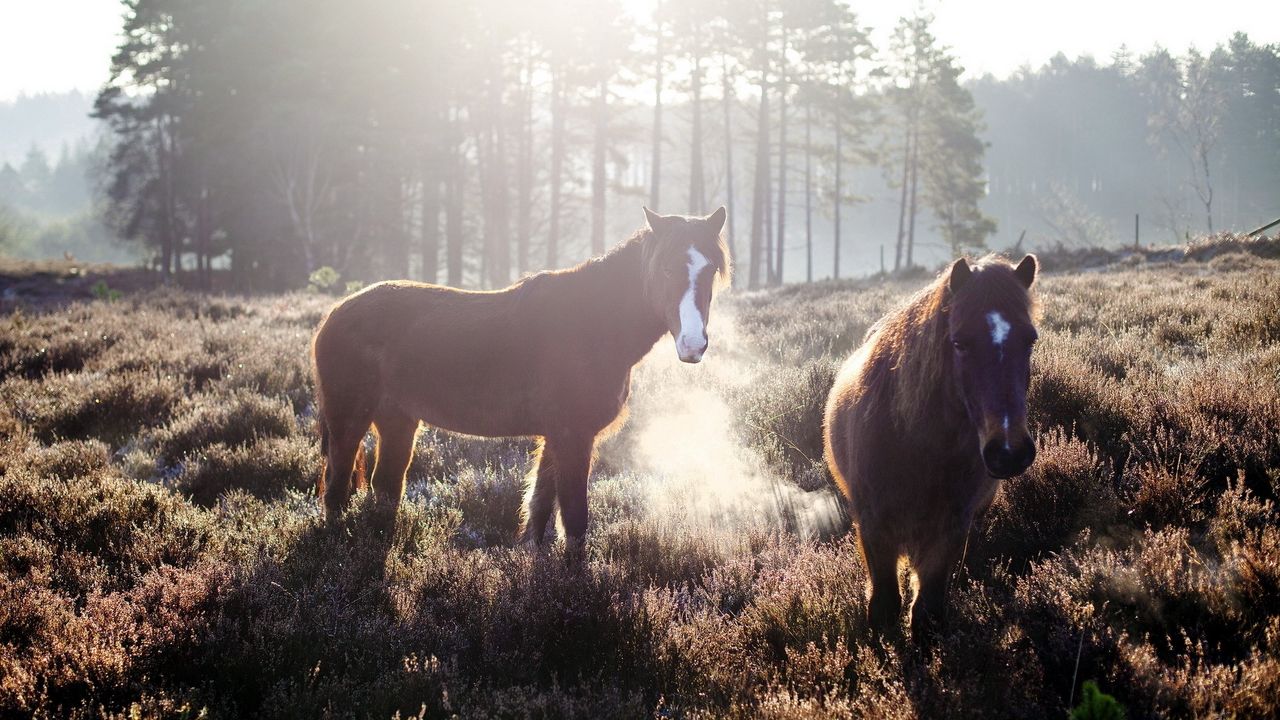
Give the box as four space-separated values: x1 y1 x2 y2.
1 240 1278 718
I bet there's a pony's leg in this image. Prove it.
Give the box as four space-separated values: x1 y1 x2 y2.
370 411 418 510
518 439 558 546
550 434 595 545
323 417 370 519
859 528 902 634
908 526 966 640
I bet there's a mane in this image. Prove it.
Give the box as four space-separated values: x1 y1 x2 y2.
869 277 953 430
866 255 1036 430
517 223 722 276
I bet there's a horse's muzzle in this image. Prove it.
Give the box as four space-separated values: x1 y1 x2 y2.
676 335 708 363
982 438 1036 479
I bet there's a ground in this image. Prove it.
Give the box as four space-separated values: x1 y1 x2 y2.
1 237 1279 719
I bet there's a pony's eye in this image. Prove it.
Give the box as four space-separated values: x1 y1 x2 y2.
952 339 971 353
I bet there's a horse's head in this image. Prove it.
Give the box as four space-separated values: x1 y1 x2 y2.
947 255 1039 479
642 206 731 363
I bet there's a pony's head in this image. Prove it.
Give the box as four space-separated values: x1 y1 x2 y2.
641 206 732 363
947 255 1039 479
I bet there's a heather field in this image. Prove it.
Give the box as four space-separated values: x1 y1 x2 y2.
2 237 1280 719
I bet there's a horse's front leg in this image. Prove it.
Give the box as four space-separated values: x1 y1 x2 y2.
909 522 967 642
549 433 596 545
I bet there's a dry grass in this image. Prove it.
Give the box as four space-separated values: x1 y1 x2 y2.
2 243 1279 718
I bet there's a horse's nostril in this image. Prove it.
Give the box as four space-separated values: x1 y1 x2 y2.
982 437 1036 478
1021 442 1037 468
982 440 1024 478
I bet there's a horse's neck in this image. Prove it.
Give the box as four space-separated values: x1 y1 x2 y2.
565 242 666 364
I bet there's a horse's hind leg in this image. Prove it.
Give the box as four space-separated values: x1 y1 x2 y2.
519 439 558 546
370 410 419 510
550 434 595 545
323 415 371 519
859 528 902 634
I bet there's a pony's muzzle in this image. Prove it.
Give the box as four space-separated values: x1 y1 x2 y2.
982 437 1036 479
676 333 708 363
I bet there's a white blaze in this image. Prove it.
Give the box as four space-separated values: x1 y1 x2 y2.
677 247 710 359
987 311 1011 347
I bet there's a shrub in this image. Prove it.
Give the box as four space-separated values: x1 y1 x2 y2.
175 435 320 506
151 389 297 464
0 370 181 445
979 433 1120 567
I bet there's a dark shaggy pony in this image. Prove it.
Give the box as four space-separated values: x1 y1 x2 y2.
311 207 730 544
824 254 1039 638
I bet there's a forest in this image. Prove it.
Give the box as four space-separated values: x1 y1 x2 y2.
50 0 1275 290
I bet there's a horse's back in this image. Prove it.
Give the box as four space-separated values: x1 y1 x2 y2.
312 279 561 437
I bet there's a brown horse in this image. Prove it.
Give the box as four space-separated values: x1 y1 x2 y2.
311 207 730 544
824 254 1039 638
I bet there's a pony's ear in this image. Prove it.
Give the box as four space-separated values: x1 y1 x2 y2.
1014 254 1038 289
949 258 972 294
643 207 665 233
706 206 727 234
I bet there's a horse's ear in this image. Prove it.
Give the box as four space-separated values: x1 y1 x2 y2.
948 258 972 294
706 206 727 234
1014 254 1038 289
643 207 665 233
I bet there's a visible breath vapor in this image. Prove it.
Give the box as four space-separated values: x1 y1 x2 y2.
612 310 843 542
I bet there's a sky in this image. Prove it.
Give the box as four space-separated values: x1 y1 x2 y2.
1 0 1278 102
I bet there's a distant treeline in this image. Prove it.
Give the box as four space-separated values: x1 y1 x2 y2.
976 38 1280 250
0 140 128 264
90 0 1279 291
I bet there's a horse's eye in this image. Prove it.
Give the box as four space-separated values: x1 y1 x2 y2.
952 339 971 353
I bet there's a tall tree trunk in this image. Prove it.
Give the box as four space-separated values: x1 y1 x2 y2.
764 162 774 284
591 77 607 256
772 30 788 286
688 46 705 214
380 158 407 279
492 68 511 286
804 91 812 284
479 76 510 288
748 74 769 289
721 56 737 284
421 156 440 283
197 184 211 290
650 7 664 210
156 116 175 280
445 112 464 287
906 124 920 267
516 43 534 276
1200 145 1214 233
548 68 565 268
892 121 910 272
833 99 843 280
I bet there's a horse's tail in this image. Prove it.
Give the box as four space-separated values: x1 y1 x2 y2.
353 439 369 492
316 410 330 499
